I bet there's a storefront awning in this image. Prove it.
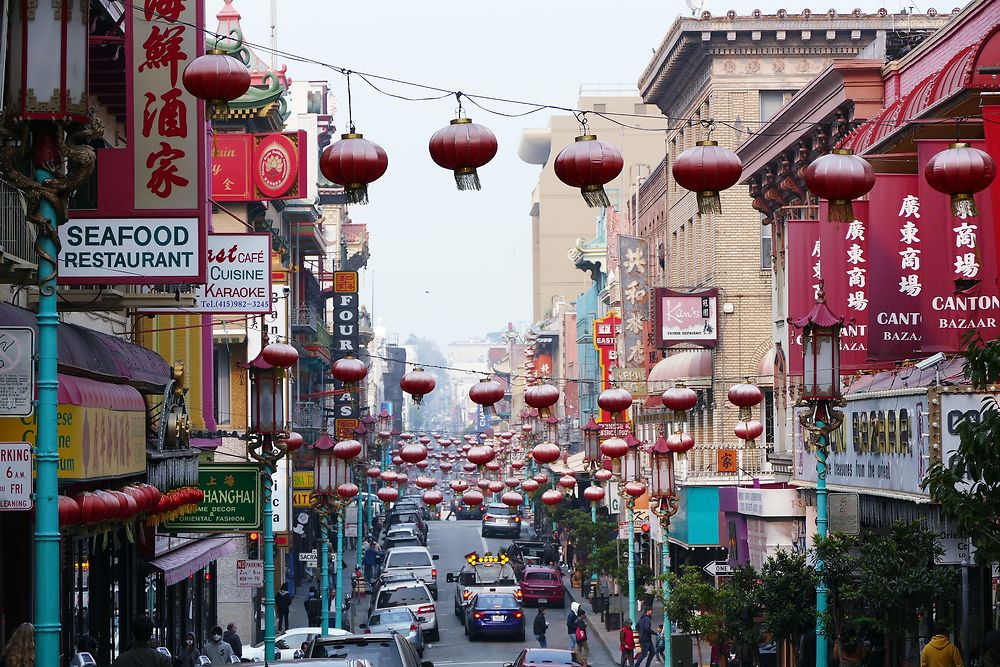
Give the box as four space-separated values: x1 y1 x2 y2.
58 373 146 411
644 350 713 406
149 536 236 586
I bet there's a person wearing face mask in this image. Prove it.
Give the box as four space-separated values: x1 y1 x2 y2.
173 633 199 667
202 626 233 666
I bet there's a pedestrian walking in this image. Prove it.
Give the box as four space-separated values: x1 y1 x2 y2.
202 626 234 666
111 616 170 667
920 629 964 667
276 583 293 632
221 624 242 659
574 608 590 667
363 541 379 586
305 586 321 627
619 618 636 667
635 607 655 667
173 633 200 667
1 623 35 667
653 624 666 664
567 601 580 651
981 630 1000 667
533 607 549 648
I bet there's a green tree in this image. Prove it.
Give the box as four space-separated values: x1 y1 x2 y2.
813 531 863 657
758 550 817 655
924 333 1000 564
717 566 763 661
663 566 719 665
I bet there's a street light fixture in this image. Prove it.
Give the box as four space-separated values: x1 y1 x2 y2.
793 281 844 667
617 435 644 625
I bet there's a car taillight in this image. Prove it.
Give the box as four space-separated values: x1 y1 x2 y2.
418 604 435 614
410 624 419 632
514 590 523 600
473 612 483 619
431 568 437 578
463 590 472 600
514 611 524 618
363 627 371 634
484 515 492 522
514 516 521 522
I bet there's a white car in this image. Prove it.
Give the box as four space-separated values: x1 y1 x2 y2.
241 626 350 662
382 545 440 598
370 577 440 642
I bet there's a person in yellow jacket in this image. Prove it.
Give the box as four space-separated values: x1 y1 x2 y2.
920 632 964 667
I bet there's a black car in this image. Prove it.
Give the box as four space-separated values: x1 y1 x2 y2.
481 503 521 538
306 633 433 667
507 540 546 566
454 501 485 520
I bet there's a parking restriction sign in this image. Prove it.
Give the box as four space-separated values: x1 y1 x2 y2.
0 443 32 510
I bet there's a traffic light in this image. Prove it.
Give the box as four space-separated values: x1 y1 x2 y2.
248 531 260 559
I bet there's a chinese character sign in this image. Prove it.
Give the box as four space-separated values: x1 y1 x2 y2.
819 201 870 371
593 312 624 431
786 220 820 376
618 235 649 398
867 174 922 361
332 271 360 420
131 0 203 210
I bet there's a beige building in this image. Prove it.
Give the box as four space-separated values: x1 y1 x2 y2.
519 88 666 322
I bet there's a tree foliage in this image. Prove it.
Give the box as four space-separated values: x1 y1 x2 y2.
924 334 1000 563
758 550 817 648
664 565 720 638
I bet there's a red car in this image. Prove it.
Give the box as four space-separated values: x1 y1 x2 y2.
518 566 565 607
505 648 581 667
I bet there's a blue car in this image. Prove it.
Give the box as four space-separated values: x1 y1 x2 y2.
464 592 525 641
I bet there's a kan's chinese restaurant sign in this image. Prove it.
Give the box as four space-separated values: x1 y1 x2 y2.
212 131 309 201
66 0 207 285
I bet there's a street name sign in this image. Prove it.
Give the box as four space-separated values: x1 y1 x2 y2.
0 328 34 417
703 561 734 577
236 559 263 587
0 442 32 510
299 550 318 566
163 464 262 532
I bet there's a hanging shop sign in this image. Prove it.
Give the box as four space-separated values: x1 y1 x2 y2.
618 235 650 397
786 219 820 376
331 271 360 422
163 463 262 532
593 312 630 438
145 234 272 314
827 492 860 535
534 334 557 381
292 470 315 489
933 388 1000 478
0 327 34 417
0 442 32 510
67 0 207 285
211 131 309 201
792 389 930 497
653 288 718 348
818 201 871 372
271 458 290 533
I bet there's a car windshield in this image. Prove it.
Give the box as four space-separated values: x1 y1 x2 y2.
474 563 517 585
392 513 418 524
524 571 557 581
369 610 413 626
386 551 431 568
485 505 513 515
310 639 404 667
377 585 430 607
386 538 422 548
476 594 518 609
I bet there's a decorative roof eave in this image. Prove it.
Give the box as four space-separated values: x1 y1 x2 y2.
567 237 606 282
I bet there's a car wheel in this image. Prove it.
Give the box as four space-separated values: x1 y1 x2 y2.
429 627 440 643
517 630 525 642
468 627 478 642
454 599 462 617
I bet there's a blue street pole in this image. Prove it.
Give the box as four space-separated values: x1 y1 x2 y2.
659 518 672 667
262 459 277 662
34 164 60 667
320 509 330 635
627 503 637 624
356 489 363 570
335 511 345 629
816 424 829 667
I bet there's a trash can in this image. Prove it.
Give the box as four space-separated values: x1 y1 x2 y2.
604 611 622 631
670 634 692 665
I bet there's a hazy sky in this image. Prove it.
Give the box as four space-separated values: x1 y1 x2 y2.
229 0 906 348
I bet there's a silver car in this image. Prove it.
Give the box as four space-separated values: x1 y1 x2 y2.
364 607 425 656
370 577 439 642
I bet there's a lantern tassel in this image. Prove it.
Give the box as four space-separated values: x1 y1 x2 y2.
345 184 370 205
828 199 855 223
581 185 611 208
951 194 978 218
454 170 482 191
696 191 723 215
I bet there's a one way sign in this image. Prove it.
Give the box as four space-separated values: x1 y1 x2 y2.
703 560 733 577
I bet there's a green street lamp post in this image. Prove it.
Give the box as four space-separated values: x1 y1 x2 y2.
793 282 844 667
618 437 645 624
650 435 680 667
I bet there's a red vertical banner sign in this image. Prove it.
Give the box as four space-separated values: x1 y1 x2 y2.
866 174 923 361
593 312 627 439
819 201 870 371
785 219 820 376
917 140 1000 352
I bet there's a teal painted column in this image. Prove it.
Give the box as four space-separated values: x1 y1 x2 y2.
627 503 637 624
660 520 672 667
262 459 277 662
356 491 363 570
320 509 330 635
335 512 345 629
815 425 829 667
34 165 61 667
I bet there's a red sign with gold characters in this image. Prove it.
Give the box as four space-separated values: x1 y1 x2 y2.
593 312 629 439
211 131 308 201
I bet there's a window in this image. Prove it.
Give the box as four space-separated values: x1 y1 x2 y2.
763 388 775 447
485 505 513 515
593 103 606 113
634 103 648 115
386 552 431 568
761 221 773 269
524 571 558 581
760 90 795 123
213 346 231 425
378 586 430 608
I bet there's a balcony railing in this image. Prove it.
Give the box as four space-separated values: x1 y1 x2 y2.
0 180 37 282
291 306 319 332
679 443 766 481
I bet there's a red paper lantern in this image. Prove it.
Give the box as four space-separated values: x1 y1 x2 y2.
666 433 695 453
924 142 996 217
557 475 577 490
320 132 389 205
261 342 298 369
594 468 613 483
462 462 478 473
554 134 624 207
379 470 398 483
501 491 523 508
504 478 520 489
476 479 492 491
450 480 469 493
662 386 698 412
469 378 505 412
440 462 454 473
333 439 363 460
400 443 429 464
521 479 540 493
623 481 647 498
804 149 876 222
283 432 304 453
462 490 485 506
532 473 549 485
735 420 765 441
485 460 502 473
391 455 404 466
422 490 444 506
415 460 430 470
532 442 561 465
419 436 432 445
366 466 382 479
467 445 496 466
598 388 633 415
728 383 763 408
540 489 564 506
524 384 560 411
182 50 251 108
58 495 80 526
429 118 499 190
583 485 606 503
672 140 743 214
331 357 368 385
376 487 399 503
400 367 436 405
338 483 360 500
600 437 629 460
488 480 505 494
415 476 437 489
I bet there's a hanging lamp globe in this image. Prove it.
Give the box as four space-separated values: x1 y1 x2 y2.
501 491 524 508
331 356 368 387
320 131 389 205
182 49 251 109
400 367 436 405
583 485 606 503
924 142 996 217
428 117 499 190
728 382 763 408
803 148 876 222
540 489 564 506
554 134 624 207
672 140 743 214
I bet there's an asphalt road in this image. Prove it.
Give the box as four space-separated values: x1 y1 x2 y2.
420 519 614 667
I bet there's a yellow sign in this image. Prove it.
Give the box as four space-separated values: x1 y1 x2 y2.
0 404 145 481
292 471 314 489
292 490 313 508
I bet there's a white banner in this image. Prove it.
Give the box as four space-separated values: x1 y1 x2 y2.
272 458 289 533
59 218 200 281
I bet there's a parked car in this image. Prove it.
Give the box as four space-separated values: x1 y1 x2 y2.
383 527 425 551
454 500 485 520
370 576 440 642
504 648 582 667
518 566 565 607
481 503 521 538
382 545 439 598
306 633 432 667
242 626 350 662
507 540 546 566
384 509 428 541
363 607 425 656
464 592 525 641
